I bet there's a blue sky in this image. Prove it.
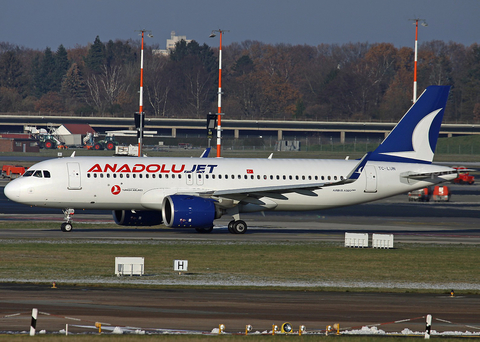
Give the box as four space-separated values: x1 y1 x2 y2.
1 0 479 50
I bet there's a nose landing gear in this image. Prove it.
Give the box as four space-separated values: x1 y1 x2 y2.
61 209 75 232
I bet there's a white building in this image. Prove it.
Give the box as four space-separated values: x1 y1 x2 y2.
153 31 192 56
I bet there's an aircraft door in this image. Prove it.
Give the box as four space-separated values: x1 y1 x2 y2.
186 173 193 185
364 165 377 193
67 162 82 190
196 173 204 186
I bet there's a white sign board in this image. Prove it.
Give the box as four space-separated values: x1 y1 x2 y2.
115 257 144 276
372 233 394 249
174 260 188 272
344 232 369 248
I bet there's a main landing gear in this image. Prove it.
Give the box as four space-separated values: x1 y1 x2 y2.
61 209 74 232
195 226 214 234
228 220 247 234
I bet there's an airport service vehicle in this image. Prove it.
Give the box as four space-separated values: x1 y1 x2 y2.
4 86 459 233
408 187 430 202
431 185 450 202
1 165 26 179
452 168 475 185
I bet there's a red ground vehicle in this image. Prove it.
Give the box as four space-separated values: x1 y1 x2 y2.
1 165 27 179
452 167 475 185
408 187 430 202
431 185 451 202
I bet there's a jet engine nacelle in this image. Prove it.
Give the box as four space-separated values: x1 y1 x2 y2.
113 210 163 226
162 195 219 228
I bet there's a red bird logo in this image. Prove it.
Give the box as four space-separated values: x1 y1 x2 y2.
111 185 121 195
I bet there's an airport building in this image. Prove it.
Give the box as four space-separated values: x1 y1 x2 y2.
153 31 192 56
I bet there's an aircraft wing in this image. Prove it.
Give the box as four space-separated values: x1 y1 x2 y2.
178 153 370 198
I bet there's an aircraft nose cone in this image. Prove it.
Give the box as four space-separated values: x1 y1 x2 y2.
4 181 20 201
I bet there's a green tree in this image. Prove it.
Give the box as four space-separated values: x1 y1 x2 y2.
84 36 106 74
0 50 27 100
61 62 86 110
53 44 70 92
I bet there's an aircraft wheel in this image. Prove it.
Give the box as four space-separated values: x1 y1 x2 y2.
227 220 236 233
195 226 213 233
61 222 73 232
233 220 247 234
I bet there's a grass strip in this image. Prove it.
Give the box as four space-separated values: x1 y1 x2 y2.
0 239 478 293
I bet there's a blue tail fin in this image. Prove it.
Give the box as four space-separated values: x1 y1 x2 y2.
370 85 450 164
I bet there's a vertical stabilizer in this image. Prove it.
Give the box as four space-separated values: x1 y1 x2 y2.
370 85 450 164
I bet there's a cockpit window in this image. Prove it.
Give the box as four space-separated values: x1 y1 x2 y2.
23 170 34 177
43 170 51 178
33 170 42 178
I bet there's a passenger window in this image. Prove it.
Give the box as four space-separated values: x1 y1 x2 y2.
43 171 51 178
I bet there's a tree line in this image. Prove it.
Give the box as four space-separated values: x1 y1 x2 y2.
0 37 479 123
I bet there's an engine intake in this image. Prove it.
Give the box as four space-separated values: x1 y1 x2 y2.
162 195 218 228
113 210 163 226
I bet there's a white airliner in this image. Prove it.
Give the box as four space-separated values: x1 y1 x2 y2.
4 86 458 234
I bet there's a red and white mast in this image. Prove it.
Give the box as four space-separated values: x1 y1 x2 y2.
210 29 229 158
135 29 152 157
410 18 427 103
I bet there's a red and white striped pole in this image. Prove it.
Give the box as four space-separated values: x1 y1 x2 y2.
138 30 145 157
413 19 419 104
411 18 427 104
216 30 223 158
210 29 229 158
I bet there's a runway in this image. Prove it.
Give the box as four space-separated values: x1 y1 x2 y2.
1 182 479 335
1 284 479 335
1 181 479 244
